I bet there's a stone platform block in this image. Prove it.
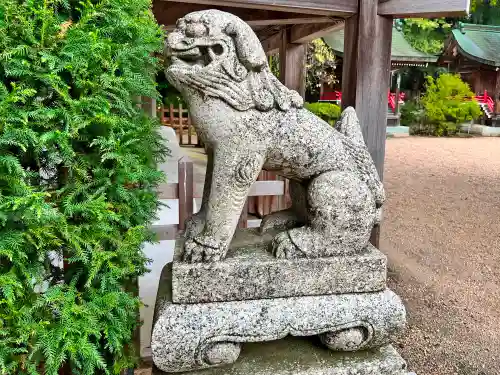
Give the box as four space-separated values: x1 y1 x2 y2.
152 264 406 373
153 339 408 375
172 229 387 303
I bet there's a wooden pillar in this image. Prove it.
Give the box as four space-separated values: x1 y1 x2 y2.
276 29 307 211
134 95 142 109
279 29 306 98
472 71 481 95
142 96 157 118
341 0 393 180
341 0 393 247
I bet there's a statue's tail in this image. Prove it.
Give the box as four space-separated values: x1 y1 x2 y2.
335 107 385 221
334 107 366 147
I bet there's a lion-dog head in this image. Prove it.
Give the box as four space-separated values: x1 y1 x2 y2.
165 10 303 112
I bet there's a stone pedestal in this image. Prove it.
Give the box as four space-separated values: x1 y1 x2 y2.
151 229 409 374
153 338 408 375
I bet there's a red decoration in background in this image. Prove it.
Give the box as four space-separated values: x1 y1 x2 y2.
320 91 406 113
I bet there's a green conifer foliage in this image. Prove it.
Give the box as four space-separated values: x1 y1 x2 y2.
0 0 165 373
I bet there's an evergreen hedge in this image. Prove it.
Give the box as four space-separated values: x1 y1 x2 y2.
0 0 165 373
305 102 341 125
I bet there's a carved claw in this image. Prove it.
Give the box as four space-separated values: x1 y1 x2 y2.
271 231 304 259
183 236 226 263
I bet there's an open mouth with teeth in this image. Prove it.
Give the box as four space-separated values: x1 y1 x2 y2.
168 43 225 70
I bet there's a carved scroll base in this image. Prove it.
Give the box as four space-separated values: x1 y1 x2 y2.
151 264 406 373
152 339 409 375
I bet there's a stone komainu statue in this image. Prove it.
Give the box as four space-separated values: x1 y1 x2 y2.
165 9 385 263
153 11 407 374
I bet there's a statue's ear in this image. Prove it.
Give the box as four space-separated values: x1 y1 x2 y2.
224 22 267 71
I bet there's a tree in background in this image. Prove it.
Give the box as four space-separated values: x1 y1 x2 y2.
469 0 500 24
305 39 337 100
400 18 451 54
261 40 336 101
0 0 165 373
268 54 280 79
401 1 500 55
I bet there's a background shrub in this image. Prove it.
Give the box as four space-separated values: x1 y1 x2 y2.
416 73 482 136
305 102 341 125
0 0 165 373
400 99 425 127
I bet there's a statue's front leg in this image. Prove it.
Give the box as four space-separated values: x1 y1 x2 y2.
183 147 264 263
184 147 213 239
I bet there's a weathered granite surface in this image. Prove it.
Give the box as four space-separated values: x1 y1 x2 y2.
153 339 408 375
165 9 385 262
152 9 411 375
151 264 406 373
172 229 387 303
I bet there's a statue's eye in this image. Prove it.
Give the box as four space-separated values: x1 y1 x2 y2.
176 19 186 30
212 44 224 56
186 23 206 37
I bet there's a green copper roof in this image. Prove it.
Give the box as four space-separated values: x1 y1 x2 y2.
323 25 437 64
451 23 500 67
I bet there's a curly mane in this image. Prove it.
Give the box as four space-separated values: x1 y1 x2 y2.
166 9 304 112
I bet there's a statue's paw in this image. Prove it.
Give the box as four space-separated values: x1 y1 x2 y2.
271 230 304 259
183 236 226 263
260 209 301 234
184 212 206 240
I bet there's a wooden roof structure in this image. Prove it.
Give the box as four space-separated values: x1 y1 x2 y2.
442 23 500 68
152 0 469 244
440 23 500 109
324 22 438 68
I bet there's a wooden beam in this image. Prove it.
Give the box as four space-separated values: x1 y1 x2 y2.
160 0 358 16
163 16 338 30
248 181 285 196
246 17 336 26
290 21 344 44
260 22 342 53
378 0 469 18
261 32 282 54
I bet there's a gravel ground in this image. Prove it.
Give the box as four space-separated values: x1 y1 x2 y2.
382 137 500 375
